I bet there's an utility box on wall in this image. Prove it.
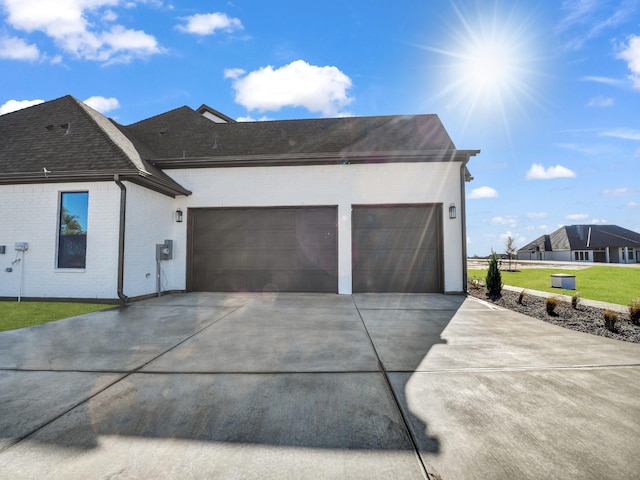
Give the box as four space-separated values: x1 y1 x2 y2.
156 240 173 261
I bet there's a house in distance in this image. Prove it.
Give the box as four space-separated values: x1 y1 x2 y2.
518 225 640 264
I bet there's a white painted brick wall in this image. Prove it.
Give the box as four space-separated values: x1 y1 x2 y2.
0 182 120 299
123 183 184 298
170 161 466 294
0 161 467 298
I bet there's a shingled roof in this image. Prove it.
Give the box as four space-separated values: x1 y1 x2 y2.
519 225 640 253
0 96 190 196
1 96 478 191
126 105 477 169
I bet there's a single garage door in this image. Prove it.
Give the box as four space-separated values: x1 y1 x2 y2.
352 204 443 293
188 207 338 292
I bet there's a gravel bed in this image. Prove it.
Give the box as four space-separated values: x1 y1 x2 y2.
468 287 640 344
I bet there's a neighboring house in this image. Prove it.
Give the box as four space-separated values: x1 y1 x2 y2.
518 225 640 264
0 95 479 301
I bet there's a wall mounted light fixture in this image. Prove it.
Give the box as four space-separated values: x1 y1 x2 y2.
449 203 456 219
175 208 183 223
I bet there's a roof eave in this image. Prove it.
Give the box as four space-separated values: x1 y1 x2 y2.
152 149 481 169
0 170 191 198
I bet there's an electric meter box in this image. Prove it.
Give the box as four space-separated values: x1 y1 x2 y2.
15 242 29 251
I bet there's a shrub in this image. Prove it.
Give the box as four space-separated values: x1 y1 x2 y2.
468 276 482 289
485 252 503 299
518 290 526 305
629 298 640 326
545 296 559 316
571 292 580 310
603 310 618 332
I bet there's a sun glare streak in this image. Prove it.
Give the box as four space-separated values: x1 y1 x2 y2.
423 1 544 139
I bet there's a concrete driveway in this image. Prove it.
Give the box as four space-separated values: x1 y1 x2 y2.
1 293 639 479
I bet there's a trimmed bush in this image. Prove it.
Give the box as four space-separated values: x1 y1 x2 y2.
518 290 526 305
468 276 482 289
545 296 559 316
603 310 618 332
485 252 503 299
629 298 640 326
571 292 581 310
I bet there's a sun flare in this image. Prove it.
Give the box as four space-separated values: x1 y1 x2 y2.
425 2 541 136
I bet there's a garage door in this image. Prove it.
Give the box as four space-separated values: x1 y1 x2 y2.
188 207 338 292
352 205 442 293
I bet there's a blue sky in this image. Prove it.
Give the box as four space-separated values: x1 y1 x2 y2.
1 0 639 256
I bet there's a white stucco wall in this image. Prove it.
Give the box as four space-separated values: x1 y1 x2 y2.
170 161 466 294
0 182 120 299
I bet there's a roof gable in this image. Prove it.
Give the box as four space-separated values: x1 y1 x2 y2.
0 96 189 196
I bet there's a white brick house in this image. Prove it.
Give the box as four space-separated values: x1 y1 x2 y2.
0 96 478 301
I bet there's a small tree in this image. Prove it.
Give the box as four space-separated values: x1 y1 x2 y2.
505 236 517 271
485 251 503 299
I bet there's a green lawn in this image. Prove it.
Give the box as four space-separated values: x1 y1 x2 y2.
0 302 114 332
468 266 640 306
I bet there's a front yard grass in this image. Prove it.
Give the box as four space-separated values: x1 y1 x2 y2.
468 266 640 306
0 301 114 332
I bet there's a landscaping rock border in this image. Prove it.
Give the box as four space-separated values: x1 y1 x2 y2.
467 286 640 344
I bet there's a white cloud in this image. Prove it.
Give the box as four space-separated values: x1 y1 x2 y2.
557 1 638 51
224 68 245 79
83 95 120 113
491 216 518 227
236 115 271 122
0 98 44 115
600 128 640 140
579 76 625 87
1 0 163 63
628 201 639 207
526 163 576 180
586 96 613 107
526 212 547 219
590 218 607 224
102 9 117 22
177 12 243 35
566 213 589 220
602 187 636 196
226 60 353 116
0 35 40 60
617 35 640 90
468 186 499 199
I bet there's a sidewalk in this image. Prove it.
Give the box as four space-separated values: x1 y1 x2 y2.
502 284 629 314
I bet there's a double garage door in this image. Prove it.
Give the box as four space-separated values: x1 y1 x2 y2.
188 205 442 293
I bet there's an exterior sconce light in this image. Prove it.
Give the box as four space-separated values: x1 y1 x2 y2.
175 208 183 223
448 203 456 219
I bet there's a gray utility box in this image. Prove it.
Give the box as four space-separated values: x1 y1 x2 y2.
551 274 576 290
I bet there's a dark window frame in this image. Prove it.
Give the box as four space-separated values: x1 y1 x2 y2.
57 191 88 269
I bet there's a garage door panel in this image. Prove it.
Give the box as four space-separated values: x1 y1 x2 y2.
352 205 442 293
353 248 440 272
196 269 336 293
189 207 338 293
352 229 438 251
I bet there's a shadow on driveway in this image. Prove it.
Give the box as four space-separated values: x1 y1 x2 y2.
0 293 462 479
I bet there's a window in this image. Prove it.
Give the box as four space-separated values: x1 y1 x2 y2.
575 251 589 261
58 192 88 268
